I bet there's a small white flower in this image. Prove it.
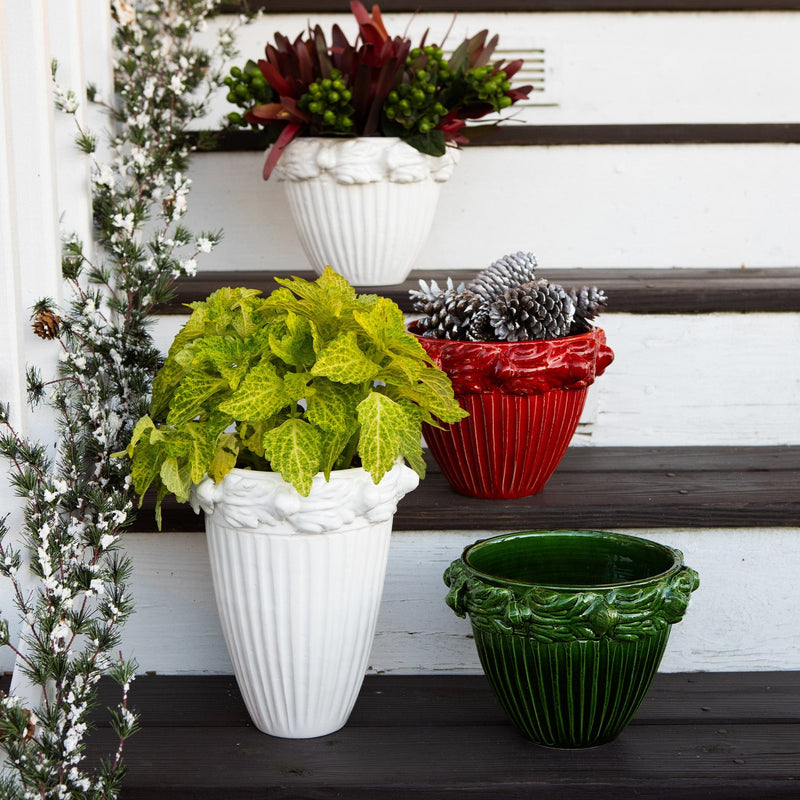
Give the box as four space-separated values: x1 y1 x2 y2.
169 74 185 94
182 258 197 277
50 619 73 652
113 0 135 26
111 212 135 235
196 236 213 253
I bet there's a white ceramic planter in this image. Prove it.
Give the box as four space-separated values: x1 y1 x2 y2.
191 462 419 738
273 137 459 287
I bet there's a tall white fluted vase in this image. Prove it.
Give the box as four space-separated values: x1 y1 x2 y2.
192 462 419 738
273 137 459 286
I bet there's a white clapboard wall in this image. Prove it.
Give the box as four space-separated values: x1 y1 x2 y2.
0 3 798 677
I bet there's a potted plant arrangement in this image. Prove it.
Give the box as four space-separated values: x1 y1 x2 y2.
409 251 614 499
445 529 700 748
224 1 532 286
122 268 466 738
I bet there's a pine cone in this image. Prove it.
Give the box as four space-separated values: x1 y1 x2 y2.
418 289 483 340
489 280 574 342
409 277 465 313
569 286 608 333
466 303 493 342
468 251 538 302
32 309 62 340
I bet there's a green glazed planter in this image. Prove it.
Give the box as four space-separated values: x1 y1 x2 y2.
444 530 699 748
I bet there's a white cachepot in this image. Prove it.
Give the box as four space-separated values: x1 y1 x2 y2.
273 137 460 286
191 461 419 738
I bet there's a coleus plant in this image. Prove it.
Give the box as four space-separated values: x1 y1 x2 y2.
225 1 532 178
122 268 467 523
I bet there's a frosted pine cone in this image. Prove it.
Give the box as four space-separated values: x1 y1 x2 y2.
489 280 575 341
468 251 538 302
569 286 608 333
466 303 493 342
417 289 483 340
409 277 466 313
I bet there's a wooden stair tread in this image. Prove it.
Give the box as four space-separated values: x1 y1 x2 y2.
85 672 800 799
161 267 800 314
140 445 800 532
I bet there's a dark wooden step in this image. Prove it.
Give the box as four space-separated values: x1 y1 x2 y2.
198 123 800 150
140 445 800 533
162 267 800 315
86 671 800 799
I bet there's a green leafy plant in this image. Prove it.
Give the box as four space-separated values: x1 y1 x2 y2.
224 1 532 177
123 268 467 522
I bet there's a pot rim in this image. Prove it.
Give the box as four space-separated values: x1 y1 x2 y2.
461 529 684 592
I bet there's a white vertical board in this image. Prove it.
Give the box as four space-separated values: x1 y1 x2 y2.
202 11 800 126
49 0 94 248
0 3 27 433
180 143 800 272
90 527 800 677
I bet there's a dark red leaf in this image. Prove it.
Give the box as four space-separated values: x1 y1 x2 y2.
314 25 333 74
295 40 315 85
502 58 524 80
369 4 390 40
263 121 303 180
259 59 293 96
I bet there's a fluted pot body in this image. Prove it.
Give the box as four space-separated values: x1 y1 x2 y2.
445 530 700 748
274 137 459 286
192 462 419 738
410 324 614 498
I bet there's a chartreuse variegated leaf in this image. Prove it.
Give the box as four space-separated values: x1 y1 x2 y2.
165 303 211 357
262 418 322 496
238 420 274 459
354 295 406 347
306 378 362 432
202 286 262 323
357 392 416 483
185 422 219 484
311 331 381 384
385 365 468 427
268 312 315 367
129 426 166 502
194 336 253 391
209 432 239 482
375 355 425 387
150 357 187 420
394 398 426 478
282 371 311 402
217 360 289 420
160 456 192 504
318 424 358 479
166 370 229 426
275 267 357 316
125 415 160 458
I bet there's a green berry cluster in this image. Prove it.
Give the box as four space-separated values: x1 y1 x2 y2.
463 65 513 110
384 46 450 134
224 60 273 127
298 69 354 134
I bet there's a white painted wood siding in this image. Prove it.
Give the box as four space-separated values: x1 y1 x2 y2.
202 12 800 126
183 144 800 271
65 527 800 677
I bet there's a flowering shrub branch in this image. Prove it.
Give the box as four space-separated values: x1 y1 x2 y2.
0 1 242 796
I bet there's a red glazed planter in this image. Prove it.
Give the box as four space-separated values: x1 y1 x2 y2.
409 323 614 499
